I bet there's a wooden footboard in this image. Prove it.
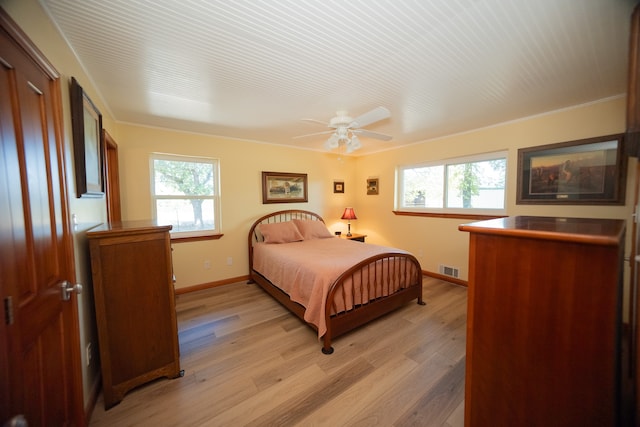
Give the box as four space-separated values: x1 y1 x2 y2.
248 210 425 354
321 252 424 354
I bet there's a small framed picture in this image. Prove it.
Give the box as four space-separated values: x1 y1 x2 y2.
367 178 379 195
333 181 344 193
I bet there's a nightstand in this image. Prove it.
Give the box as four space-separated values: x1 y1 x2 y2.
342 233 366 242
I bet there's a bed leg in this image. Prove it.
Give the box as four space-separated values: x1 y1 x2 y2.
322 345 334 355
321 335 334 354
417 296 426 306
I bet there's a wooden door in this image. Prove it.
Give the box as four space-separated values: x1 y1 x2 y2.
0 9 83 426
103 130 121 223
632 161 640 424
628 3 640 422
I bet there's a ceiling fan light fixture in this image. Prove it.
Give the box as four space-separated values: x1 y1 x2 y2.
343 133 360 154
296 107 392 154
325 133 340 150
326 129 363 153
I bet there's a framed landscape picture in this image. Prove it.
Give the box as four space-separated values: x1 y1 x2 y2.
262 171 308 203
516 134 626 205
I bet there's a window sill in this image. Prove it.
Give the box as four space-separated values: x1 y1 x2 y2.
170 233 224 244
392 211 507 221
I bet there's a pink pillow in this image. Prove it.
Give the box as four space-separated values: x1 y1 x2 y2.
292 219 333 240
258 221 304 244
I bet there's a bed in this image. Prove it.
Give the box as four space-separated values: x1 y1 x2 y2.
248 209 425 354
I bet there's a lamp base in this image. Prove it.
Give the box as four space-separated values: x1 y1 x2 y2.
346 232 352 237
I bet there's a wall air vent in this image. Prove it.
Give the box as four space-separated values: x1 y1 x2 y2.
439 264 459 278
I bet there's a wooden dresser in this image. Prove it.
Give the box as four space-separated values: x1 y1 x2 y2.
459 216 627 426
87 221 182 409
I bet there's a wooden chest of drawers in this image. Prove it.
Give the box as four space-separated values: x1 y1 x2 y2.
459 216 626 426
87 221 182 408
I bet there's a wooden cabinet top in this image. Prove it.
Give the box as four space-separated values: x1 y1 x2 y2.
87 220 172 239
459 216 625 246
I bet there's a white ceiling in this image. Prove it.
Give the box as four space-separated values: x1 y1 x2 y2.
40 0 636 155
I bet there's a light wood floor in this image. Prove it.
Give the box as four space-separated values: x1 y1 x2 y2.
89 276 467 426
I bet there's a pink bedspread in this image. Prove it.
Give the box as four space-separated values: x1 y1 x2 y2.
252 238 413 338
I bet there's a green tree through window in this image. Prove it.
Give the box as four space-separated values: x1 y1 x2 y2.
398 152 506 213
151 154 220 235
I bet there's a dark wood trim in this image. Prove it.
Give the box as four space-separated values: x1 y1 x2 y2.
628 4 640 157
0 8 58 79
84 372 101 424
103 130 121 222
171 233 224 244
174 275 250 295
393 210 507 221
423 270 467 287
628 5 640 135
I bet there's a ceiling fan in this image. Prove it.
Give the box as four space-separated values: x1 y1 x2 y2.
294 106 392 153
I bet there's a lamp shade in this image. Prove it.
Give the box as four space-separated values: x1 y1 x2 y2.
341 207 357 220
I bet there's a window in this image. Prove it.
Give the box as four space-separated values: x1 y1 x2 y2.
150 153 221 237
397 151 507 214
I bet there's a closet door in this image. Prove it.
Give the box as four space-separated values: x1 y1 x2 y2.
0 9 83 426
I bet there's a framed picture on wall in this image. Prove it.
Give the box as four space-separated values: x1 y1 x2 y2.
367 178 379 195
516 134 626 205
262 171 308 203
333 181 344 193
70 77 104 198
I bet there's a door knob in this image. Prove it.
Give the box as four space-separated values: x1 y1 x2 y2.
60 280 83 301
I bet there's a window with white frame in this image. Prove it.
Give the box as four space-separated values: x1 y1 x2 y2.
150 153 221 236
396 151 507 214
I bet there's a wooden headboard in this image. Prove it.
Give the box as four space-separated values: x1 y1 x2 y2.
247 210 325 271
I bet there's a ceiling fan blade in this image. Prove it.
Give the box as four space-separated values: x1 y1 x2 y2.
353 129 393 141
349 106 390 128
301 118 329 127
293 130 334 139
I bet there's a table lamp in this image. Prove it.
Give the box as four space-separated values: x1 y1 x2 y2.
341 207 357 237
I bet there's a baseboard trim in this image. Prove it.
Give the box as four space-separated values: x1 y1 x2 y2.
175 275 251 295
177 271 465 296
423 270 468 287
84 372 101 423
